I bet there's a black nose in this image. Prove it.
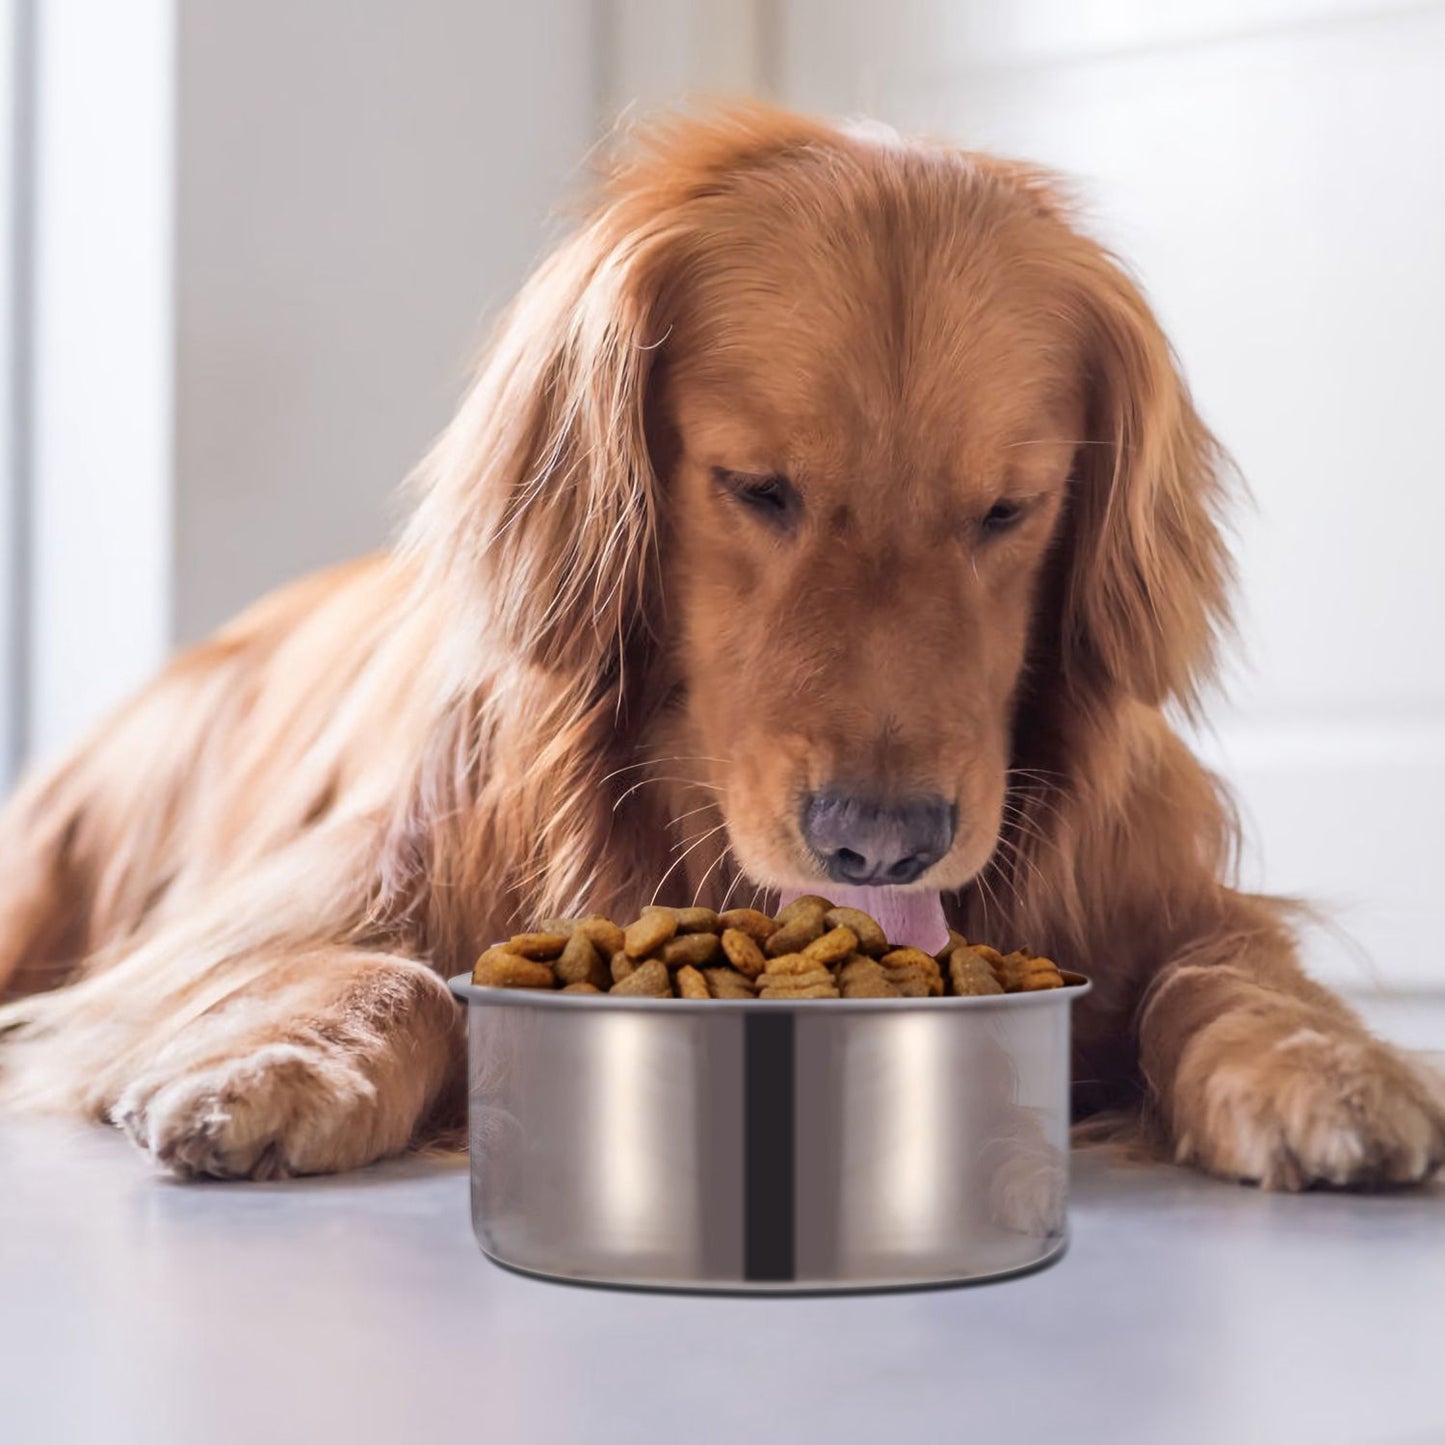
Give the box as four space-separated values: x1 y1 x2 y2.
800 791 956 887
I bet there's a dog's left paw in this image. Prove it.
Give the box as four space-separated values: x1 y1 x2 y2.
1174 1017 1445 1190
111 1042 384 1180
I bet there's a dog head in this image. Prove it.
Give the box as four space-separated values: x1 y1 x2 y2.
412 106 1230 902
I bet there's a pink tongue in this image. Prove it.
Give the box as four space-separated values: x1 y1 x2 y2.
776 885 950 954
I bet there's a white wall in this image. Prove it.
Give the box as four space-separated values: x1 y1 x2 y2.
0 0 28 777
24 0 597 766
776 0 1445 988
29 0 174 763
174 0 597 643
600 0 771 118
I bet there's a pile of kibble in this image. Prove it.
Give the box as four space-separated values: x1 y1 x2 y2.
470 894 1070 999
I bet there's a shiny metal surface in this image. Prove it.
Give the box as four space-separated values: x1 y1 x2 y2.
448 973 1091 1292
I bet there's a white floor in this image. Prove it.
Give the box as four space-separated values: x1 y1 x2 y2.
2 995 1442 1445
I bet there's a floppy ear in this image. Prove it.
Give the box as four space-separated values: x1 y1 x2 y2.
405 196 678 683
1056 249 1235 712
406 105 840 686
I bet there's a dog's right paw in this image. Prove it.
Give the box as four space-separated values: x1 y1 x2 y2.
111 1042 385 1180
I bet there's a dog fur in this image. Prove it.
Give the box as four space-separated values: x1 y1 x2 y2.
0 105 1439 1187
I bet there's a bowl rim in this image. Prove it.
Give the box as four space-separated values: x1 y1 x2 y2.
447 969 1090 1014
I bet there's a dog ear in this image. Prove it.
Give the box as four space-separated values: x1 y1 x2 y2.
408 105 835 689
1055 249 1235 712
405 201 675 681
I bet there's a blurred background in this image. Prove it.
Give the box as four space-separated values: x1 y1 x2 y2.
0 0 1440 1008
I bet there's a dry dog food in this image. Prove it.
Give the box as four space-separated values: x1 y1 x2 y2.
471 901 1072 1000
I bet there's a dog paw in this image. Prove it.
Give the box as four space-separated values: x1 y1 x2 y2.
110 1043 382 1180
1174 1019 1445 1190
983 1125 1067 1237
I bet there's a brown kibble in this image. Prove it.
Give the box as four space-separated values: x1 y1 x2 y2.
717 908 779 942
824 907 889 956
703 966 756 998
776 894 834 924
994 949 1063 992
675 965 710 999
803 925 858 965
1003 952 1064 992
761 965 834 992
765 907 826 955
610 959 671 997
555 931 608 988
761 952 821 977
507 932 569 960
948 951 995 978
720 928 767 979
472 948 556 989
660 932 723 968
838 955 900 998
968 944 1005 974
881 948 944 997
1004 949 1054 973
574 915 626 956
624 910 677 958
840 976 899 999
881 946 940 973
936 928 968 963
880 965 939 997
475 944 525 972
1017 970 1064 991
669 906 720 934
759 979 840 999
889 972 933 998
491 905 1074 1005
949 954 1004 996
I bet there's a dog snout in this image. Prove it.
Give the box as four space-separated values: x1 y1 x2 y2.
801 791 956 886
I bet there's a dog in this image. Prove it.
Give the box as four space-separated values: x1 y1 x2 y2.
0 104 1440 1187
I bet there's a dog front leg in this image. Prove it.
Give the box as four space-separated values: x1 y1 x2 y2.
1137 898 1445 1189
108 950 463 1179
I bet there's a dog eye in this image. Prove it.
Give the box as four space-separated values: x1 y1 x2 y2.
713 469 799 527
980 499 1025 536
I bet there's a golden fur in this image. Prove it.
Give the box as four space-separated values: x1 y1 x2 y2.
0 105 1440 1186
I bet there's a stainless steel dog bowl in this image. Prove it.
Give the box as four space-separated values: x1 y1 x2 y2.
448 972 1090 1293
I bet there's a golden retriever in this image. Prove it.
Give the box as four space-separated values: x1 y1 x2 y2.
0 104 1440 1188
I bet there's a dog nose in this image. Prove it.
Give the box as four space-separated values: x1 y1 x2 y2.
801 791 956 887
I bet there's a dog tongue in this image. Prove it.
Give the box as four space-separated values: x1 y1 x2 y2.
776 885 950 955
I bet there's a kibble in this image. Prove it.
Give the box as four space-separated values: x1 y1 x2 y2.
471 897 1078 1002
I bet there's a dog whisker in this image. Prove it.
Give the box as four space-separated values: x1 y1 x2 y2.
998 803 1055 851
1001 438 1116 451
718 859 752 913
667 800 723 830
649 822 729 907
691 838 735 908
611 775 722 813
972 860 1012 940
991 830 1049 898
599 754 732 786
668 818 728 854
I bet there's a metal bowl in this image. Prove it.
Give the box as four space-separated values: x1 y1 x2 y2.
448 971 1091 1293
